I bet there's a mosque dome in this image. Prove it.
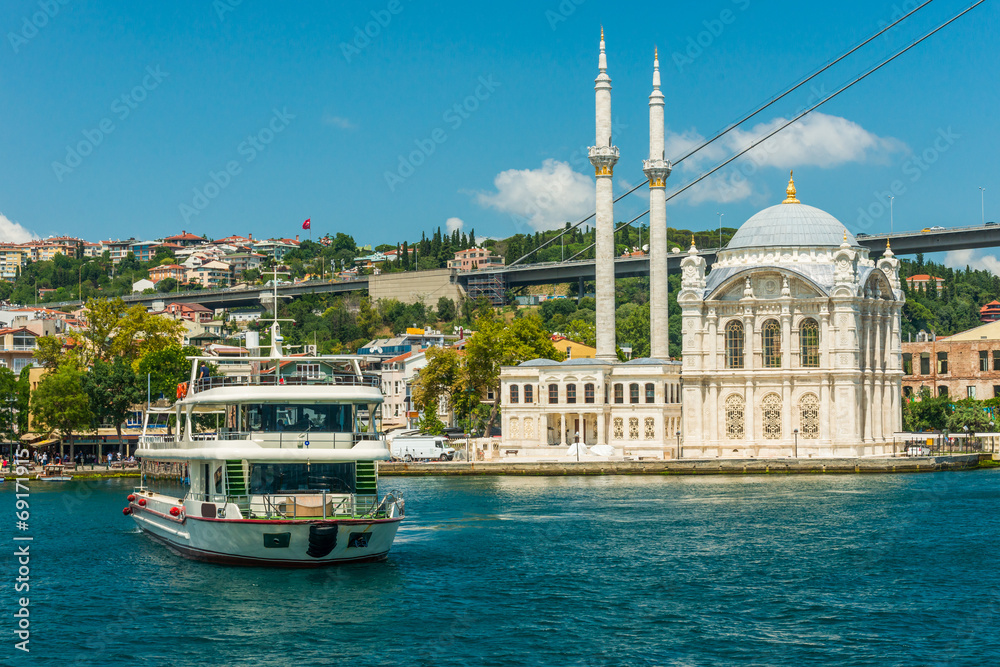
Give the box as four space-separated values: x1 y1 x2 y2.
725 173 857 250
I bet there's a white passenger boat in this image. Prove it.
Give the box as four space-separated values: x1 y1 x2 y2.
129 321 403 567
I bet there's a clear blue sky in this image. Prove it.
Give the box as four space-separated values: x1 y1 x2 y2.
0 0 997 267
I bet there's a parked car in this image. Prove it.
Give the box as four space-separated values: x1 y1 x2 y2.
390 435 456 462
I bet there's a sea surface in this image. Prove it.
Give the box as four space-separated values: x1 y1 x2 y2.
4 470 1000 666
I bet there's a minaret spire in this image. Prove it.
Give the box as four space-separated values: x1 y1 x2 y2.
644 46 672 359
589 28 620 361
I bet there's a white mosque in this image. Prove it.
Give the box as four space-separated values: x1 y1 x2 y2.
499 31 905 459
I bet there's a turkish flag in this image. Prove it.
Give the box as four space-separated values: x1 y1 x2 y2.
302 218 311 230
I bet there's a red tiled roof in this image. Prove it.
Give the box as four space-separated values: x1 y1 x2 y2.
164 231 204 241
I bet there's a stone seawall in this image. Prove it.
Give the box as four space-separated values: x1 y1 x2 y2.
379 454 987 476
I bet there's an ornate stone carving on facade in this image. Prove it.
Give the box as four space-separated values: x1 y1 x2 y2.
877 241 902 293
678 243 706 300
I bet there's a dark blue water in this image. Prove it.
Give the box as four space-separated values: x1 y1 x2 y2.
4 471 1000 666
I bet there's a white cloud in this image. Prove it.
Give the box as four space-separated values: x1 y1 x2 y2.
944 249 1000 276
323 114 356 130
0 213 38 243
667 112 906 204
475 159 593 232
445 217 464 234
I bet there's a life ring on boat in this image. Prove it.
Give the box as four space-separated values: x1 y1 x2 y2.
122 507 132 516
137 498 147 507
176 382 188 399
169 507 181 517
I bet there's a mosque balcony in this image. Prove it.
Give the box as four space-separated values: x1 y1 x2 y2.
588 146 619 175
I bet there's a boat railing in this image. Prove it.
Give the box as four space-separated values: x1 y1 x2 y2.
222 492 389 520
190 373 380 394
138 434 179 450
190 431 252 442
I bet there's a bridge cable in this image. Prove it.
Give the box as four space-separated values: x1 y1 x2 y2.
507 0 937 267
564 0 984 263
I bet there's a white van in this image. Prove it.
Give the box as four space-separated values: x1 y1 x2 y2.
391 436 456 462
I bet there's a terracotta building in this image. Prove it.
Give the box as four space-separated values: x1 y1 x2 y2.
902 320 1000 400
980 300 1000 323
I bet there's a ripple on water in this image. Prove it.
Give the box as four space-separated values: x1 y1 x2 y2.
10 472 1000 666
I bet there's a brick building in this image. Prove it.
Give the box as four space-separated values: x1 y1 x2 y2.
902 320 1000 400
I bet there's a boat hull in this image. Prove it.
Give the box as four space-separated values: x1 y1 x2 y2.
131 505 402 567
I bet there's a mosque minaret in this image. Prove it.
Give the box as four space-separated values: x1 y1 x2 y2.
588 27 620 361
643 47 672 360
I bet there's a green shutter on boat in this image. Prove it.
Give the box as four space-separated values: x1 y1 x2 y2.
355 460 377 495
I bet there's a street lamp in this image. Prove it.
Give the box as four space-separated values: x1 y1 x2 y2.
981 187 987 226
717 212 724 248
676 430 681 458
793 428 799 458
889 196 894 235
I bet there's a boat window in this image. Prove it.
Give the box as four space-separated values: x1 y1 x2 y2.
214 466 223 494
248 463 356 494
245 404 354 433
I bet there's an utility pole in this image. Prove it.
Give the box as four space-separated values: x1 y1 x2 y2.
717 212 724 248
981 187 987 226
889 196 894 234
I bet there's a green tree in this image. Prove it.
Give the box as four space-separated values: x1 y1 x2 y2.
34 335 72 369
417 407 447 436
902 388 949 432
81 297 185 364
0 367 19 443
436 296 456 322
945 399 993 433
134 344 200 402
30 362 92 459
84 357 143 447
465 313 559 435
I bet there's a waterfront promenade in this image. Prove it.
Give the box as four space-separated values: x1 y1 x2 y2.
30 454 991 480
379 454 989 476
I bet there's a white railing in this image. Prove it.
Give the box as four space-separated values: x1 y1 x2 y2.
190 431 251 441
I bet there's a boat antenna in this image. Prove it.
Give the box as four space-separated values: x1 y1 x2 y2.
268 263 295 358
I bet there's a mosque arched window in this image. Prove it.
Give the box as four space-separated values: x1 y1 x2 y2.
524 385 534 403
614 384 623 404
629 383 639 404
548 384 558 404
566 384 577 404
509 385 519 404
725 320 745 369
799 393 820 439
800 318 820 368
645 383 655 403
762 393 782 439
584 383 595 403
725 394 745 439
762 319 782 368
